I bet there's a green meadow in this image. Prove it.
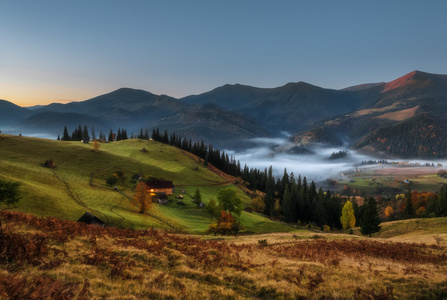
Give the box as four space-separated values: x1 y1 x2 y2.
0 134 294 233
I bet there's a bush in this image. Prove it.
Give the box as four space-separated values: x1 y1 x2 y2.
106 176 118 187
258 239 268 248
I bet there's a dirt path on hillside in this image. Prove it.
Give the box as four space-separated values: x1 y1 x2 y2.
52 169 110 226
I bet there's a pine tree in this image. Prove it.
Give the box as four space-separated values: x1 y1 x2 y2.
403 188 415 219
359 197 381 237
144 128 149 140
108 129 114 142
62 126 70 141
436 184 447 216
282 184 296 223
193 188 202 206
351 197 360 226
77 125 82 140
82 125 90 142
91 127 96 140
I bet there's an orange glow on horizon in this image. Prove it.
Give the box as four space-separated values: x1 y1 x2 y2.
1 88 97 107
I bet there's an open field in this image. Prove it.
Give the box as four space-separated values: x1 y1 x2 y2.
0 211 446 299
0 134 292 233
338 165 447 196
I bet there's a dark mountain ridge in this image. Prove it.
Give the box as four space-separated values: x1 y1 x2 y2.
2 70 447 156
183 81 363 133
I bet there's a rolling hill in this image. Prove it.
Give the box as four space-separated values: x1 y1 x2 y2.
0 134 292 233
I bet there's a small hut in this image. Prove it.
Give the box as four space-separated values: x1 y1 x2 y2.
77 212 105 227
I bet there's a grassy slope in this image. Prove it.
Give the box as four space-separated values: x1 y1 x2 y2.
378 217 447 245
0 134 293 233
1 211 446 299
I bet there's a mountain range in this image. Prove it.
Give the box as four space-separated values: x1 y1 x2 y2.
1 70 447 157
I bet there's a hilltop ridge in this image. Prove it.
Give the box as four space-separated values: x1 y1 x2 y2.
2 70 447 157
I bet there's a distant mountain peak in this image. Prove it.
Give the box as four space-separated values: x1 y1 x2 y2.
382 70 447 93
382 71 418 92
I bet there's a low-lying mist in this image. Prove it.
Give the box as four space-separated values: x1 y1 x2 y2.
226 137 447 183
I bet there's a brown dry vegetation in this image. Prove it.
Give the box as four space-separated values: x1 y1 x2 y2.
1 211 446 299
375 106 418 121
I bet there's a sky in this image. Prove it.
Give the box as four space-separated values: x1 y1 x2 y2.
1 1 447 107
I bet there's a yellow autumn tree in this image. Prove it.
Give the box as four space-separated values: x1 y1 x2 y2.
340 200 356 230
92 140 100 152
384 206 394 218
132 182 152 214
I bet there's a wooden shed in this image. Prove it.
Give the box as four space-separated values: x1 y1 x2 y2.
77 212 105 227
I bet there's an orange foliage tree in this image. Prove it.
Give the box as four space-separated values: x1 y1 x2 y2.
206 211 241 236
384 206 394 219
398 191 437 217
132 182 152 214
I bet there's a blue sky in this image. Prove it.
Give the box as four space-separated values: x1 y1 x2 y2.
1 1 446 106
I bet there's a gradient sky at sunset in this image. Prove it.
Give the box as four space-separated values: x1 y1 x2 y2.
1 1 447 106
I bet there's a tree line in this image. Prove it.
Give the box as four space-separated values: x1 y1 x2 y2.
59 125 129 142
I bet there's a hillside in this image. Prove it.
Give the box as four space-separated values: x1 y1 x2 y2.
0 211 446 299
0 100 32 127
292 71 447 158
0 134 291 233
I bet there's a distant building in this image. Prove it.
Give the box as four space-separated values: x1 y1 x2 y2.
146 180 174 195
77 212 105 227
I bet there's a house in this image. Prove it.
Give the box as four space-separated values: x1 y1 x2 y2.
147 180 174 195
77 212 105 227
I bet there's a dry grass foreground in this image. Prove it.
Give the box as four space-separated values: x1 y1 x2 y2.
1 211 446 299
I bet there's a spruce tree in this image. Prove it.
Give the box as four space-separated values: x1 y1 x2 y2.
62 126 70 141
359 197 381 237
403 189 415 219
77 125 82 140
193 188 202 207
108 129 114 142
91 127 96 140
82 125 90 142
437 184 447 216
282 184 295 222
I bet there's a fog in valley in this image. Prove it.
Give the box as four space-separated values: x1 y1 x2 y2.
5 130 447 185
226 136 447 184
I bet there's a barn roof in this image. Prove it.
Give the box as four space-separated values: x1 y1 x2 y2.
146 180 173 189
77 212 105 226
